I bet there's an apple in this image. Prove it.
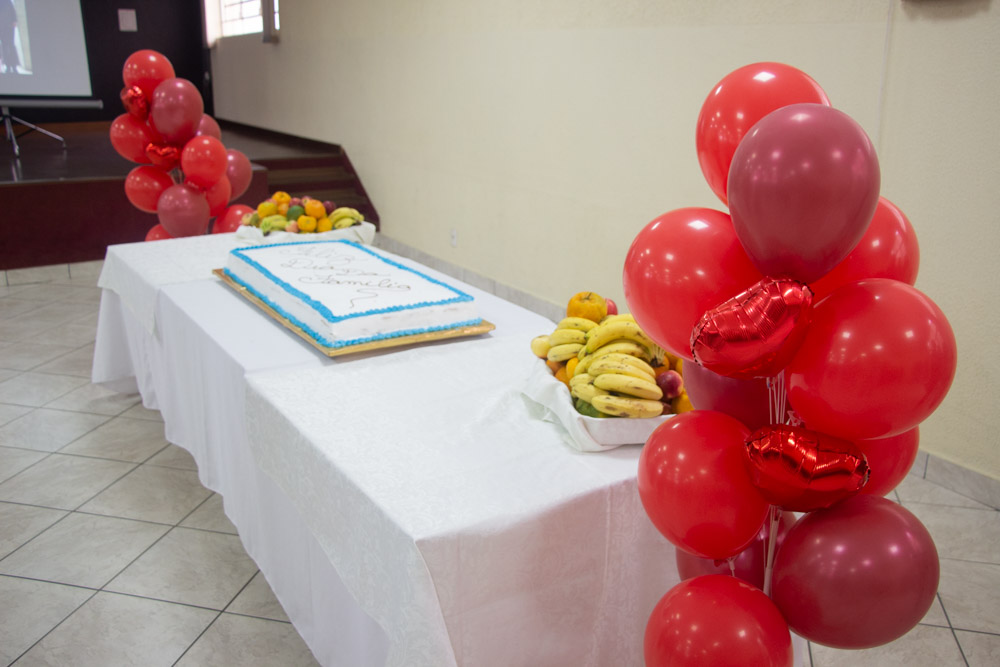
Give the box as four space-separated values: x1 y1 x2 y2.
606 298 618 316
655 369 684 400
323 200 336 214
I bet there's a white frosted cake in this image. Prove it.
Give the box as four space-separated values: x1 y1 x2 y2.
224 240 482 348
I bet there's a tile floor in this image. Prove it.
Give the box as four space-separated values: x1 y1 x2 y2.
1 262 998 666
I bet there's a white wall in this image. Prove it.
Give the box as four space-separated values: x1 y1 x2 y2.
210 0 1000 481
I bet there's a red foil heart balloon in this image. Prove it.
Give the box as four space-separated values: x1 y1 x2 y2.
120 85 150 119
691 277 812 378
145 142 180 170
744 425 869 512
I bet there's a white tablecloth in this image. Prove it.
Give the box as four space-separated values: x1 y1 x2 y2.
92 235 801 666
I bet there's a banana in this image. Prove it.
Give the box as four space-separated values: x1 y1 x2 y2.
557 317 598 332
591 394 665 419
330 206 364 221
590 352 656 378
593 372 663 400
547 328 587 347
583 320 658 356
569 375 609 403
600 313 636 325
332 216 358 229
547 342 584 362
589 357 657 384
530 335 551 358
591 339 652 361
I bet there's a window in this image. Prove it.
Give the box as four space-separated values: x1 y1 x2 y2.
205 0 278 46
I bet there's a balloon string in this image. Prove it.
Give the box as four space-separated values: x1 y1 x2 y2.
762 505 781 598
766 374 788 425
727 557 736 577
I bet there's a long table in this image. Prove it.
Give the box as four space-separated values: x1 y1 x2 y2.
92 235 682 666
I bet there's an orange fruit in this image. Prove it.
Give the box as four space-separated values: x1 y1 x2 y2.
674 357 684 375
298 215 318 232
257 200 277 218
567 292 608 323
277 202 290 216
545 359 564 374
672 391 694 414
272 191 292 205
304 199 327 219
316 217 333 232
565 357 579 378
554 365 570 387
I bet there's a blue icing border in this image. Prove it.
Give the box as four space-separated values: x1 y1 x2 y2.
226 240 482 349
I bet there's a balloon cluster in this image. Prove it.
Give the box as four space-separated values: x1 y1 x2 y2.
626 63 955 664
109 50 256 241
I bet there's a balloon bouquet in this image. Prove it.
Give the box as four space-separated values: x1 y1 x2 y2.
109 50 256 241
624 63 956 665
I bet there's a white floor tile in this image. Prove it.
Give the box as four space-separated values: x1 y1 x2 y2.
0 575 93 665
44 382 141 416
903 503 1000 564
955 629 1000 667
0 512 169 588
33 344 95 378
175 612 319 666
0 402 32 427
0 408 110 452
180 493 239 534
809 624 965 666
15 591 215 667
0 341 79 371
0 371 89 407
0 453 134 509
226 571 290 622
80 465 212 524
0 502 68 559
107 527 258 610
60 417 170 463
0 444 46 482
146 443 198 470
937 558 1000 634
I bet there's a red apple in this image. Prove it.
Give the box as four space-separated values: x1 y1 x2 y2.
606 298 618 316
655 369 684 400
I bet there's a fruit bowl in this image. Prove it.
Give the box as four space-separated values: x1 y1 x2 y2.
235 220 377 246
522 359 672 452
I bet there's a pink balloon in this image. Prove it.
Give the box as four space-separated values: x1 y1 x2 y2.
638 411 769 560
696 62 830 206
772 495 939 649
157 183 210 238
623 208 763 360
728 103 881 284
213 204 254 234
144 224 173 242
810 196 920 299
675 511 796 590
682 362 772 431
196 114 222 140
858 427 920 497
225 149 253 200
786 279 957 440
150 77 204 146
646 575 793 667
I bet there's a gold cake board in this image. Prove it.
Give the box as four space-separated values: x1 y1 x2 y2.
214 269 495 357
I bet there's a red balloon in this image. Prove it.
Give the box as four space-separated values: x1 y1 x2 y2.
858 427 920 497
120 85 149 119
645 575 793 667
225 149 253 199
696 62 829 206
728 103 881 284
772 495 939 649
675 511 796 590
204 176 232 217
623 208 762 361
150 77 204 146
638 411 769 559
109 113 156 164
180 136 228 189
683 362 772 432
144 224 174 242
122 49 175 102
787 279 957 440
145 142 180 171
124 166 175 213
196 114 222 140
691 278 813 379
157 183 210 238
745 425 869 512
213 204 253 234
810 196 920 299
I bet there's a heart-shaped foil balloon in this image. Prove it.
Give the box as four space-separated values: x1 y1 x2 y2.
744 424 869 512
145 142 180 171
691 277 812 378
120 85 149 119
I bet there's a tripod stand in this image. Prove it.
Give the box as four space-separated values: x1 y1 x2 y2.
1 104 66 157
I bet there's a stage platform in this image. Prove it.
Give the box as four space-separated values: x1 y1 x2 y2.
1 120 378 270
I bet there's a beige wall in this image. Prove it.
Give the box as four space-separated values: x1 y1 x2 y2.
210 0 999 480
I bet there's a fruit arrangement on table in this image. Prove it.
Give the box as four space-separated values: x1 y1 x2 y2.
242 191 366 235
531 291 692 419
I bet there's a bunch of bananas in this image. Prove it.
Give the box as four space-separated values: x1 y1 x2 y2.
532 312 691 419
327 207 366 229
